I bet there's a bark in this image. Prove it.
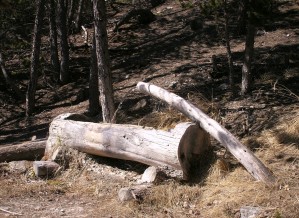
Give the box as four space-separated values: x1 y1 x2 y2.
67 0 76 32
92 0 115 122
44 113 205 169
26 0 45 116
74 0 84 32
136 82 276 184
0 52 23 99
48 0 60 74
237 0 248 35
0 140 46 162
241 23 256 95
223 0 235 92
57 0 69 84
88 32 100 115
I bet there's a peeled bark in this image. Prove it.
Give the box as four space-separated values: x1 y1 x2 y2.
44 113 206 170
136 82 276 184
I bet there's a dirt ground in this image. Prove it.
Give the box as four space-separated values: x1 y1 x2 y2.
0 1 298 217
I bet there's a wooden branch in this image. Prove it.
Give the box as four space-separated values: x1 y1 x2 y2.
44 113 207 170
0 140 46 162
136 82 276 184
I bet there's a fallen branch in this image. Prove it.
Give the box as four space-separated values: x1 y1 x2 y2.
136 82 276 184
0 207 22 216
0 139 46 162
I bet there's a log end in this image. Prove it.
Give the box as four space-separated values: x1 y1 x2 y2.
178 124 211 181
33 161 60 178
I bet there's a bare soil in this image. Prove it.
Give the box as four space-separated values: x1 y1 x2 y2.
0 1 298 217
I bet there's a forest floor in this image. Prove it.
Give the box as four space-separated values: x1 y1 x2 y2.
0 0 299 217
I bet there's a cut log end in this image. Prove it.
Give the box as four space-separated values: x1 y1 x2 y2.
33 161 60 178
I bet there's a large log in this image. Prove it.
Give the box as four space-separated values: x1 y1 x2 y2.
136 82 276 184
0 140 46 162
44 113 207 169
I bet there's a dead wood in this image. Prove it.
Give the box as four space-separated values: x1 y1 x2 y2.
136 82 276 184
33 160 60 177
0 139 46 162
44 113 208 170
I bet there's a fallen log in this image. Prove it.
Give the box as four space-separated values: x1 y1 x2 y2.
136 82 276 184
0 139 46 162
44 113 207 170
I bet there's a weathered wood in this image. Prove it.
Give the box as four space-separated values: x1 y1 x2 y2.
44 113 207 170
0 140 46 162
136 82 276 184
33 160 60 177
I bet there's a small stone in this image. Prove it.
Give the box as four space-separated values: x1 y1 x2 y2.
140 166 157 183
118 188 134 202
240 206 262 218
183 201 188 208
9 161 30 174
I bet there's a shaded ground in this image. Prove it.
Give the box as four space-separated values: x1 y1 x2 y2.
0 0 298 217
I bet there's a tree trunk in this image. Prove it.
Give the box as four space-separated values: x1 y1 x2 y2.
26 0 45 116
92 0 115 122
67 0 76 32
48 0 60 74
88 32 100 115
0 140 46 162
44 113 203 169
74 0 84 32
241 23 256 95
237 0 248 35
136 82 276 184
223 0 235 93
0 52 23 99
57 0 69 84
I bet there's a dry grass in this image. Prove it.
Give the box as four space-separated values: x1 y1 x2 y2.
127 107 299 217
1 107 298 217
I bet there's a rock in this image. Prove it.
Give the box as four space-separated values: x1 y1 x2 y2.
129 99 147 112
240 206 263 218
8 161 31 174
118 187 134 202
139 166 168 184
140 166 157 183
118 184 152 202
